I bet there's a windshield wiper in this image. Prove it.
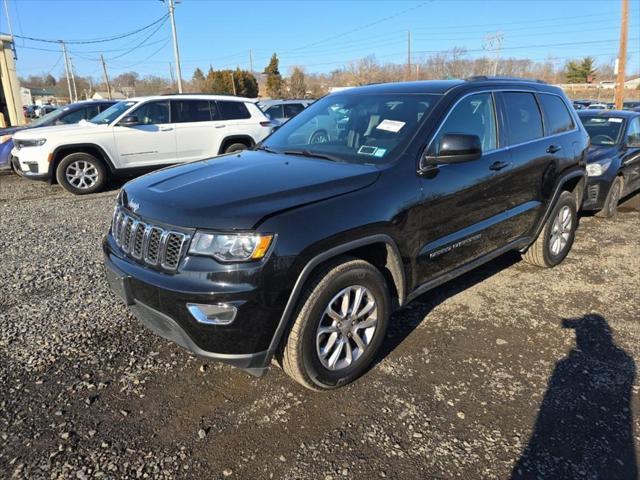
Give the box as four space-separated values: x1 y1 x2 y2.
282 149 342 162
255 145 278 154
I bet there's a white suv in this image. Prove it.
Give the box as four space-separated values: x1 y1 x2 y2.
11 94 273 194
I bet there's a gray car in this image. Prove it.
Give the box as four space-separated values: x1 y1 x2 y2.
259 99 314 125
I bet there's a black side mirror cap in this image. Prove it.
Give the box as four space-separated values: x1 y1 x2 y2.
119 115 139 127
421 133 482 170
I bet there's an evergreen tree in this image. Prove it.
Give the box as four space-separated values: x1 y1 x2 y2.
192 68 206 91
263 53 283 98
565 57 598 83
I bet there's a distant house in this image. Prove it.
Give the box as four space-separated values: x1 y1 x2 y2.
27 86 62 105
92 91 126 100
625 77 640 89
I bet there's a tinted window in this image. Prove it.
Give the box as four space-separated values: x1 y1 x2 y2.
539 94 574 135
503 92 543 145
132 100 170 125
59 108 86 124
626 117 640 145
172 100 212 123
264 104 283 119
218 101 251 120
433 92 497 153
84 105 101 119
283 103 305 118
208 101 221 120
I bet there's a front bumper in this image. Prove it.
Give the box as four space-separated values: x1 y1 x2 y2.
103 235 287 376
582 177 614 211
10 146 51 180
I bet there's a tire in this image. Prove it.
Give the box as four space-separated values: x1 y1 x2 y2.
55 152 107 195
278 257 390 390
309 130 329 144
522 190 577 268
595 176 623 218
224 143 249 154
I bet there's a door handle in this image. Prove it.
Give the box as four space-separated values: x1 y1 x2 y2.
160 126 173 131
489 160 510 171
215 124 226 129
547 144 562 154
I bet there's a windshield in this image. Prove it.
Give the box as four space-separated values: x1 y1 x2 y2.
262 93 440 164
89 100 136 125
580 116 624 146
28 108 62 127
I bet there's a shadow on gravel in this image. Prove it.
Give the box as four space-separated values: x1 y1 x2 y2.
375 251 521 363
511 314 637 480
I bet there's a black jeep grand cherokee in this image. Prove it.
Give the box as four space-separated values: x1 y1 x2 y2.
104 77 588 390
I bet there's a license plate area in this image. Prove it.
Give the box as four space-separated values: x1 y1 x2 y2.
105 264 134 306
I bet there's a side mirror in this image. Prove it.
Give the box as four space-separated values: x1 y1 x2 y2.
119 115 139 127
422 133 482 169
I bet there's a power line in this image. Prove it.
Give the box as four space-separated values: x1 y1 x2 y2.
10 14 169 44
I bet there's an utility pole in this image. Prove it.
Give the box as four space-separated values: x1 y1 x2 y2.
69 56 78 102
407 30 412 81
614 0 628 110
60 41 73 102
169 62 175 90
249 49 254 73
100 55 113 100
164 0 183 93
230 71 237 95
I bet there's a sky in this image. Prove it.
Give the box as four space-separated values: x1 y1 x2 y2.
2 0 639 81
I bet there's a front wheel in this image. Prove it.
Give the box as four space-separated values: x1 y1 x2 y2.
595 176 623 218
522 190 577 268
224 143 249 154
56 152 107 195
278 258 390 390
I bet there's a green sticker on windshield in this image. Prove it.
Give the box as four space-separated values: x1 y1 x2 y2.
373 148 386 158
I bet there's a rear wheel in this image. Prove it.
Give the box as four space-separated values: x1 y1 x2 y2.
522 190 577 268
278 258 390 390
595 176 623 218
224 142 249 154
56 152 107 195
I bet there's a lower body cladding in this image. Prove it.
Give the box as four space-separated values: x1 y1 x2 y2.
102 237 286 377
582 177 613 211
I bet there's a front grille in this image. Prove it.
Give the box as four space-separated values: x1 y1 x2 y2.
111 207 190 272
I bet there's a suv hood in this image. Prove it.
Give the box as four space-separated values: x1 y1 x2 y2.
586 145 619 163
13 122 103 139
122 150 381 230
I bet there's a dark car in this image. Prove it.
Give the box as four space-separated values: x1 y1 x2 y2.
0 100 116 172
104 78 588 390
578 110 640 217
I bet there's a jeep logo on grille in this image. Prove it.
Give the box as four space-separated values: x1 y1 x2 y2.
128 200 140 213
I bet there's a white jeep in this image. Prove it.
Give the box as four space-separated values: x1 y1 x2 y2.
11 94 273 194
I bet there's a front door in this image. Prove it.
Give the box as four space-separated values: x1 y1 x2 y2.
113 100 176 168
416 92 513 284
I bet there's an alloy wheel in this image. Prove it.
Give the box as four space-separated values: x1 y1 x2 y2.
550 205 572 256
315 285 378 371
66 160 99 190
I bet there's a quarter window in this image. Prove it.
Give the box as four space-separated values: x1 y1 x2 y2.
433 92 497 153
218 101 251 120
172 100 212 123
539 94 574 135
503 92 543 145
132 100 170 125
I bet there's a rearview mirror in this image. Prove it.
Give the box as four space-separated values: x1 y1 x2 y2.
119 115 139 127
422 133 482 168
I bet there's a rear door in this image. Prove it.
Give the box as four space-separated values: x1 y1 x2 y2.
416 91 513 283
112 100 177 168
172 99 222 162
217 100 258 141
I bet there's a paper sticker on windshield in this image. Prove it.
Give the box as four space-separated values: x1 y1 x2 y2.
376 119 405 133
608 118 623 123
358 145 378 156
373 148 386 158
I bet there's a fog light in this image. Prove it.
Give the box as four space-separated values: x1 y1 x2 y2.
187 303 238 325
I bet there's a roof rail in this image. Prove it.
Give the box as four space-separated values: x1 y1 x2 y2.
466 75 547 84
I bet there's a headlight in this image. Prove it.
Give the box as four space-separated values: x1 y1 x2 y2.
586 159 613 177
15 138 46 148
189 232 275 262
0 134 12 144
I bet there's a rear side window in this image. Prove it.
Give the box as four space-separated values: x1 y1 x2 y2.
503 92 543 145
172 100 212 123
433 92 497 153
264 104 283 119
283 103 305 118
218 101 251 120
539 94 574 135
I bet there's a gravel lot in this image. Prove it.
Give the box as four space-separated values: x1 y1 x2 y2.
1 172 639 479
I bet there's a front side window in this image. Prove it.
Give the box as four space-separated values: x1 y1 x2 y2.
58 108 86 124
283 103 305 118
262 93 439 165
171 100 212 123
132 100 170 125
503 92 544 145
580 116 624 146
218 101 251 120
539 94 574 135
89 101 137 125
431 92 497 153
264 104 283 119
626 118 640 146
